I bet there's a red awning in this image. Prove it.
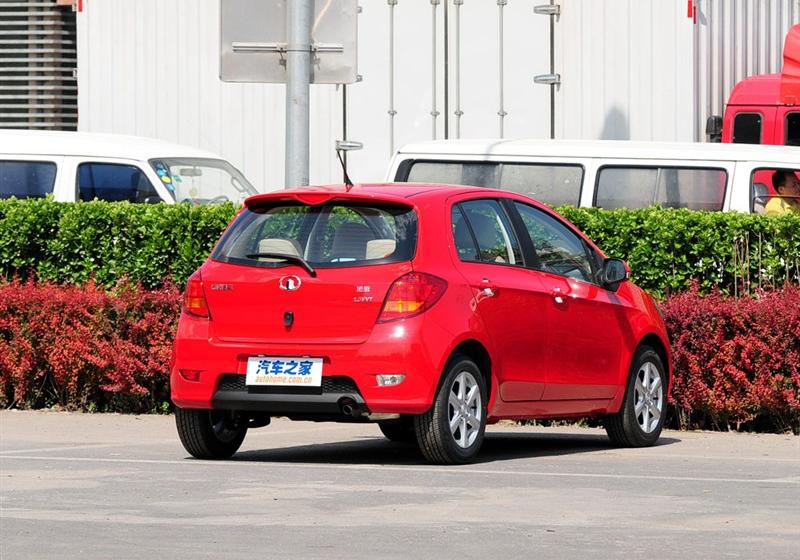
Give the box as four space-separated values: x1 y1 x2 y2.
780 24 800 105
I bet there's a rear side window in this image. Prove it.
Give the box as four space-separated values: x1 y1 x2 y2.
595 166 727 211
77 162 159 203
786 112 800 146
732 113 762 144
0 160 56 199
404 161 583 207
456 199 522 265
213 202 417 268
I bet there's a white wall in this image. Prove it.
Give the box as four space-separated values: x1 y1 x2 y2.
79 1 791 191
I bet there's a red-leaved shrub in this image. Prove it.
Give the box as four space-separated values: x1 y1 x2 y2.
663 284 800 433
1 279 798 432
0 278 180 412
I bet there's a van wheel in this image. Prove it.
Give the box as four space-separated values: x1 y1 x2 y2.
605 346 667 447
414 355 487 464
175 408 248 459
378 416 416 443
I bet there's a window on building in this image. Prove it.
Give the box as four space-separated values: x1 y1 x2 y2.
732 113 762 144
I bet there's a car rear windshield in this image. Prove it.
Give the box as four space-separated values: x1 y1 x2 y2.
212 201 417 269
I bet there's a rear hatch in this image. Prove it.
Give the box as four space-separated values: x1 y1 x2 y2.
202 193 417 345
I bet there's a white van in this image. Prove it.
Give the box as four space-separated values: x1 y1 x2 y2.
387 139 800 214
0 130 258 204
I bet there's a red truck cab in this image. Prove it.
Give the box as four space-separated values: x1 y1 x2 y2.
708 24 800 148
721 74 799 145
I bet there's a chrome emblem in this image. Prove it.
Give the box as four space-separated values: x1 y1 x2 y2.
210 283 233 291
279 275 302 291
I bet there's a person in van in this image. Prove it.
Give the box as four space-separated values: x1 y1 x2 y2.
765 170 800 216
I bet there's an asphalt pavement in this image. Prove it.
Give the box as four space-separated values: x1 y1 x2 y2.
1 410 798 559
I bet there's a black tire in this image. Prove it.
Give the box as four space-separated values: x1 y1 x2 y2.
414 355 487 464
605 345 667 447
175 407 248 459
378 416 416 443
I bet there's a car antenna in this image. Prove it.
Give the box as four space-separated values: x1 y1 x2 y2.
335 140 363 191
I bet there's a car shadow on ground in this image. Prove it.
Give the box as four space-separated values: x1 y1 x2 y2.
229 430 681 466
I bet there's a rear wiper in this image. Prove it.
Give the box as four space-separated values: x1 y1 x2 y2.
245 252 317 277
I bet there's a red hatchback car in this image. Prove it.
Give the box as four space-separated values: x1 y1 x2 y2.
171 184 671 464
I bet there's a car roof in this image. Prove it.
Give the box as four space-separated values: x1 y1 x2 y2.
0 130 221 160
395 138 800 164
246 182 513 206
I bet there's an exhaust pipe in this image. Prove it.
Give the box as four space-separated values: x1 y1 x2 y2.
339 397 363 418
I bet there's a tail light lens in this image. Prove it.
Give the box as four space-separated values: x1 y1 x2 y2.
183 271 210 318
378 272 447 323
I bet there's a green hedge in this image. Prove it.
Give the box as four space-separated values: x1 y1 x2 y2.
559 206 800 297
1 199 798 296
0 199 236 288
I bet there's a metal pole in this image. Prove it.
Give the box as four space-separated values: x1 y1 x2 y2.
454 0 463 138
444 0 449 139
549 0 555 139
498 0 507 138
285 0 313 187
431 0 439 139
388 0 397 155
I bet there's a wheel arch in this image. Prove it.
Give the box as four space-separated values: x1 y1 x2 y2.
446 339 493 404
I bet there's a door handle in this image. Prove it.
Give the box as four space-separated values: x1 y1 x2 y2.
551 288 565 305
479 278 497 298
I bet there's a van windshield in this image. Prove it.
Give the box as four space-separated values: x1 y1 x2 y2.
149 158 257 204
212 202 417 269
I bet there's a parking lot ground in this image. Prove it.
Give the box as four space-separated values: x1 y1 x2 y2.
1 410 798 560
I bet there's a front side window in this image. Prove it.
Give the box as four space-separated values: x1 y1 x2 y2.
213 202 416 268
751 167 800 214
595 166 727 211
150 158 257 204
404 161 583 207
0 160 56 199
786 112 800 146
457 199 522 265
77 162 159 203
732 112 762 144
513 202 595 283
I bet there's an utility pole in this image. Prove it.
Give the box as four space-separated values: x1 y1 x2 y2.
285 0 313 187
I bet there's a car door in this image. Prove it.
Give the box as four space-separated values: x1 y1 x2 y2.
450 197 548 401
509 201 624 400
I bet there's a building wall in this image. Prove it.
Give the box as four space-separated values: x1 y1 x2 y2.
76 1 798 192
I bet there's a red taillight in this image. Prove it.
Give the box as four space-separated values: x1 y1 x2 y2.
183 271 210 318
378 272 447 323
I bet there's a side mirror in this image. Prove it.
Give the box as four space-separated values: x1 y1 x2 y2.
143 196 162 204
601 258 628 291
706 115 723 143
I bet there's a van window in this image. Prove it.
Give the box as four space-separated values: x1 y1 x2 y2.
0 160 57 199
595 166 727 211
732 113 762 144
403 161 583 207
751 168 800 214
77 163 159 203
149 158 258 204
786 113 800 146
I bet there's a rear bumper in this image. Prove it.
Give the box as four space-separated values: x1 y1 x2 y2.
211 374 366 416
170 312 454 415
